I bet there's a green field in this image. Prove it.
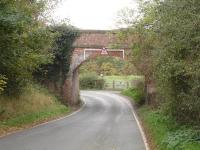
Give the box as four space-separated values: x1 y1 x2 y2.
103 75 143 82
103 75 144 90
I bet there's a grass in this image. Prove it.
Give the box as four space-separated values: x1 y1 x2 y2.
121 88 200 150
0 105 69 127
102 75 144 90
0 84 70 135
103 75 143 82
138 106 200 150
122 88 144 104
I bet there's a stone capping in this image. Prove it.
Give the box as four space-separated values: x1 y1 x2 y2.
78 29 117 34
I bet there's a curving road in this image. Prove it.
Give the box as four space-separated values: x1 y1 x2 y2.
0 91 146 150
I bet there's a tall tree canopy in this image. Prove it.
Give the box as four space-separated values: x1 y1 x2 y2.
0 0 55 95
154 0 200 124
34 24 79 94
117 0 200 125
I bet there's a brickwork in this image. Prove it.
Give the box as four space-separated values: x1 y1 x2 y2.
73 30 116 48
63 30 131 105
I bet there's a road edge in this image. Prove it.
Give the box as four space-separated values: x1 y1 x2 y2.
119 94 150 150
0 100 86 139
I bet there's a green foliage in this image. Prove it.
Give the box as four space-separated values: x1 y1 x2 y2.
0 75 7 94
101 62 118 75
122 81 145 105
80 56 137 76
0 106 68 127
118 0 200 125
153 0 200 125
162 129 200 150
0 0 54 95
80 73 105 89
116 1 158 83
35 25 79 86
139 107 200 150
0 83 69 131
0 83 69 119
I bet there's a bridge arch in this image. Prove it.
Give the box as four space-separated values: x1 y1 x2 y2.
62 30 131 105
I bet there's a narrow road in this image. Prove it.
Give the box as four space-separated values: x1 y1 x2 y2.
0 91 146 150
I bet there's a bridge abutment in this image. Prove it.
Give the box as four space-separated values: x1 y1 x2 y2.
62 68 80 106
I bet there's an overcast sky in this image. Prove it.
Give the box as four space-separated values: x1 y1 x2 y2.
53 0 138 30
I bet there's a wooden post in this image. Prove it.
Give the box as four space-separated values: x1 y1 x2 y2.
127 81 129 88
113 80 115 89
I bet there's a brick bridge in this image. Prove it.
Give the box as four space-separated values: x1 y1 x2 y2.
62 30 131 105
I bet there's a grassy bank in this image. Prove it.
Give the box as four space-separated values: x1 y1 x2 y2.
122 88 144 104
138 107 200 150
0 84 70 136
121 88 200 150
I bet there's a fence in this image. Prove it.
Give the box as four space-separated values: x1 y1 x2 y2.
103 80 141 90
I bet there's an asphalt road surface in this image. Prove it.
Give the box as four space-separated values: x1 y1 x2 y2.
0 91 146 150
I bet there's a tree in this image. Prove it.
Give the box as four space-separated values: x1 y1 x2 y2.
0 0 54 95
117 0 200 125
153 0 200 124
79 56 136 76
116 0 159 104
0 75 7 94
34 24 79 95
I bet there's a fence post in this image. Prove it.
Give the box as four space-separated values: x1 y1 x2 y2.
127 81 129 88
113 80 115 89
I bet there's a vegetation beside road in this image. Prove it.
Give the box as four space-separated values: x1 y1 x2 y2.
80 73 105 90
122 87 144 105
119 0 200 149
118 0 200 125
138 107 200 150
122 89 200 150
0 84 70 136
0 0 78 135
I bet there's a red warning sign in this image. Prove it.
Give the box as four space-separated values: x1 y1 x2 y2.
101 48 108 55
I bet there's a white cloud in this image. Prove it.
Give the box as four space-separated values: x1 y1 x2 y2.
52 0 138 30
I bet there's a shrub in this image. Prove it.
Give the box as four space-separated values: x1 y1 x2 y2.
122 81 145 105
0 0 55 95
80 73 105 89
0 75 7 94
34 25 79 92
153 0 200 125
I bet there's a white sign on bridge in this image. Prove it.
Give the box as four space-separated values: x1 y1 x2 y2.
83 48 125 60
101 47 108 55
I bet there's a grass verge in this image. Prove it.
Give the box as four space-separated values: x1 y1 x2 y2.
121 88 144 104
0 84 70 136
138 106 200 150
121 89 200 150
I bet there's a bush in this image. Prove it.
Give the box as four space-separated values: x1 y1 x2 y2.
122 81 145 105
80 73 105 89
0 75 7 94
34 25 79 95
152 0 200 125
139 107 200 150
0 0 54 95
